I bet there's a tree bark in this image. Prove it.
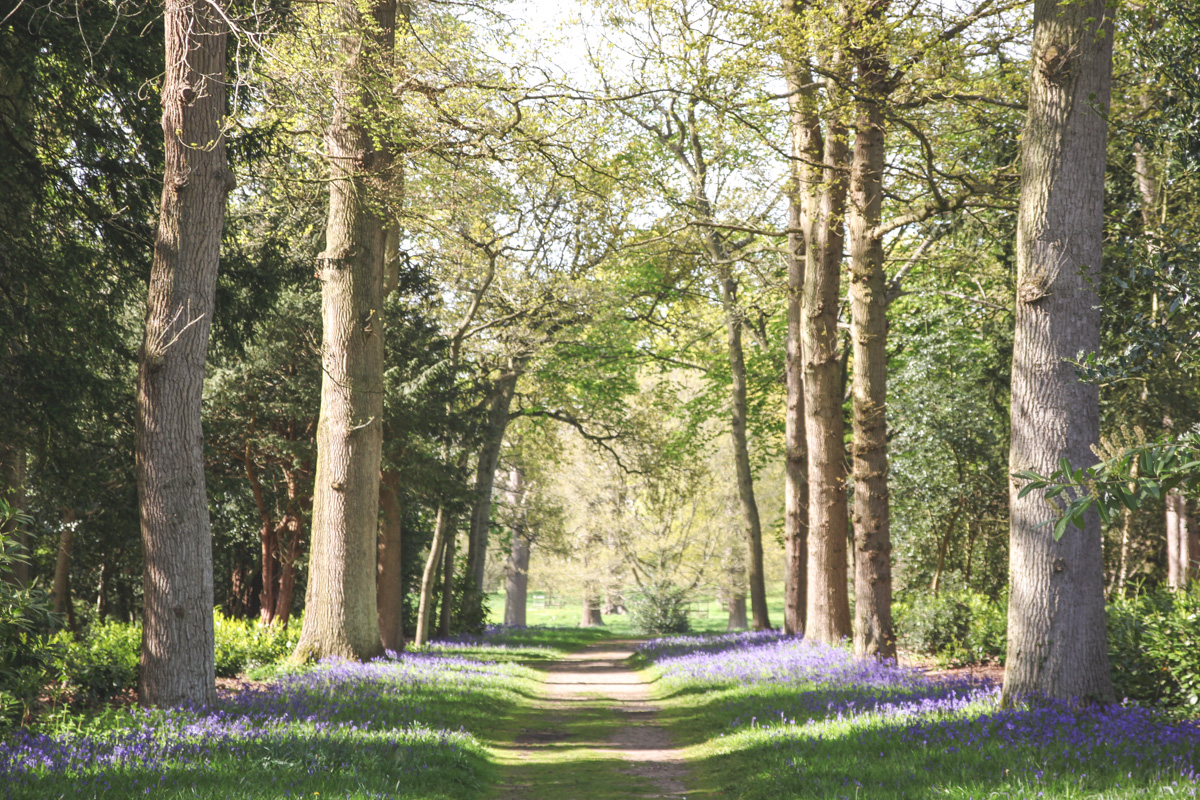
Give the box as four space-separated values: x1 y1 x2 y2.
272 468 307 626
580 590 604 627
294 0 397 663
719 279 771 631
438 524 457 638
782 100 808 637
726 594 748 630
848 3 895 660
503 466 529 627
1004 0 1114 704
377 468 405 651
415 506 449 645
136 0 231 708
244 441 278 625
800 90 852 647
466 367 520 604
1167 490 1184 589
53 507 75 630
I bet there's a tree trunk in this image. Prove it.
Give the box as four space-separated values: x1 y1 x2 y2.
1187 500 1199 584
377 469 404 651
503 466 529 628
782 117 808 636
719 279 771 631
465 366 520 609
1004 0 1114 704
294 0 397 664
272 469 307 626
580 590 604 627
0 445 28 587
415 506 449 645
438 525 457 638
726 594 748 630
1167 491 1185 589
505 533 530 628
848 10 895 660
136 0 232 707
53 507 75 630
800 102 852 647
245 443 278 626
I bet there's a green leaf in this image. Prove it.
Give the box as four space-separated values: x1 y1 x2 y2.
1053 515 1070 541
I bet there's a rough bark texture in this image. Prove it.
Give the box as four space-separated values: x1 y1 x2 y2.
800 94 852 647
503 467 530 628
414 506 449 646
377 469 404 651
135 0 231 707
847 3 895 660
465 367 519 606
1004 0 1114 704
294 0 396 663
782 108 808 637
720 278 771 631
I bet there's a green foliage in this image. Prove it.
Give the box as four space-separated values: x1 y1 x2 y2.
54 622 140 704
894 590 1006 665
213 613 302 678
0 501 63 726
627 580 691 635
447 566 490 636
1108 588 1200 708
1015 428 1200 537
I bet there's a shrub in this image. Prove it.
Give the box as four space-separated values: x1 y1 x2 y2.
1109 588 1200 708
628 580 690 636
0 503 63 726
56 621 140 703
895 592 971 661
213 612 301 677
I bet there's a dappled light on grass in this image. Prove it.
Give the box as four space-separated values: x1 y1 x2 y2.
0 648 540 799
640 632 1200 799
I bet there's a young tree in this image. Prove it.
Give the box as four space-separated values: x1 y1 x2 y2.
1004 0 1115 703
136 0 233 706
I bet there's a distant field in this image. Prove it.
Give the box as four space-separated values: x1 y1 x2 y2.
485 591 788 635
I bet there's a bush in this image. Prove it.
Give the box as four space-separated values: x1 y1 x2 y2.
214 612 301 677
628 580 690 636
1109 588 1200 708
895 590 1006 665
0 503 63 726
56 621 140 703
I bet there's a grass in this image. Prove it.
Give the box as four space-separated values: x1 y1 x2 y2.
638 632 1200 800
487 589 789 635
2 629 600 799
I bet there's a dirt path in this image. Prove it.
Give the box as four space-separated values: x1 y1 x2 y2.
491 640 691 800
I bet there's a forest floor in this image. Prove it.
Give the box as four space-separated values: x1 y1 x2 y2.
489 640 699 800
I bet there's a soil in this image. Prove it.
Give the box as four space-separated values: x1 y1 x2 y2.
494 640 690 799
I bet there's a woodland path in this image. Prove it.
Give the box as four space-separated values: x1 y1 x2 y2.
489 640 698 800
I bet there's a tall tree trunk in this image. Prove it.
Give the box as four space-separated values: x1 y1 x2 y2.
1167 490 1184 589
244 442 278 625
136 0 231 707
0 445 28 587
272 468 307 627
53 507 75 630
782 129 808 637
465 366 520 609
720 279 771 631
377 469 404 651
294 0 397 663
580 590 604 627
503 466 529 628
1187 500 1199 584
848 7 895 660
800 95 852 647
1004 0 1114 704
438 525 457 637
415 506 449 645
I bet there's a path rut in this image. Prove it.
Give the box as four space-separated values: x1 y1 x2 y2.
492 640 690 800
